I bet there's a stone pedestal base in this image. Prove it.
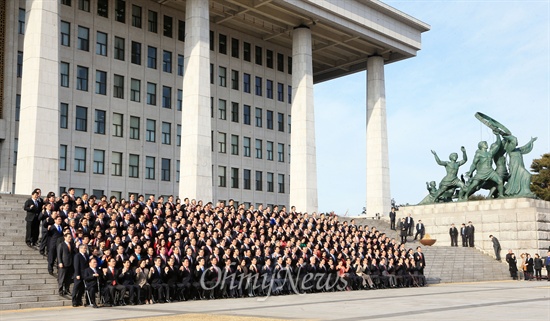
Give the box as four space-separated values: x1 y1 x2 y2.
401 198 550 257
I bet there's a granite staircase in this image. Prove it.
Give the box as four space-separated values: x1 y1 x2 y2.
340 215 511 284
0 194 71 310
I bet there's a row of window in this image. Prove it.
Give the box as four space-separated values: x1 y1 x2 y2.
212 100 291 132
214 133 288 162
217 167 285 193
59 144 286 193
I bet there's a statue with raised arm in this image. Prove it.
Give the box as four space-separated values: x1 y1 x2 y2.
418 181 438 205
503 135 537 197
429 147 468 202
463 132 504 198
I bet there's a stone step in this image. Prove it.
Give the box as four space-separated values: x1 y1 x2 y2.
2 277 58 286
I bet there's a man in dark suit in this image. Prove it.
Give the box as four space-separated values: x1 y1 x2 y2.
489 235 501 261
72 244 89 307
388 207 396 230
398 218 407 244
24 189 42 247
414 220 425 240
83 257 103 308
466 221 475 247
405 213 414 236
57 233 74 296
38 202 53 255
505 250 518 280
449 223 459 247
118 260 140 305
104 257 126 306
150 257 170 302
413 246 426 270
460 223 468 247
46 215 64 275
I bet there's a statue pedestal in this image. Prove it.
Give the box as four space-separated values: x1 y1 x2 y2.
401 198 550 257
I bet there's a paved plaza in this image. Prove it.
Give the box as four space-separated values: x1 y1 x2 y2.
1 281 548 321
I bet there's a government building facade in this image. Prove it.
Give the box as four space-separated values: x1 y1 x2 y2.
0 0 428 214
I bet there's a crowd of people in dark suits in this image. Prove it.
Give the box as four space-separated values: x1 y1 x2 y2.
24 188 428 308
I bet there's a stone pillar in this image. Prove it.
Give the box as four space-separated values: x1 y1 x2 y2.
366 55 391 216
179 0 212 202
15 0 59 195
290 26 318 213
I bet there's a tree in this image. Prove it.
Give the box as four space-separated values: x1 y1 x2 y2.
531 153 550 201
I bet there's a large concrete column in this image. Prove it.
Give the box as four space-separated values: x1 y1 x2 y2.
366 55 391 216
15 0 59 195
290 26 318 213
179 0 212 202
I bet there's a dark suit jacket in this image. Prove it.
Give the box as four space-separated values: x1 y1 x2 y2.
118 268 137 285
73 252 89 279
413 252 426 267
104 267 120 285
83 267 104 288
415 223 425 233
24 198 42 221
449 227 459 237
57 242 73 267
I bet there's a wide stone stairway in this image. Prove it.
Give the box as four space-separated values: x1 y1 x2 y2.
341 215 511 283
0 194 71 310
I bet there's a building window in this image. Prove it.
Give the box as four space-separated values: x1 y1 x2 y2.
147 82 156 105
115 0 125 23
231 102 239 123
161 122 171 145
148 10 157 33
162 86 172 109
177 55 184 76
129 116 140 140
267 110 273 129
17 52 23 78
266 80 273 99
131 41 141 65
288 85 292 104
113 74 124 99
77 26 89 51
288 115 291 133
74 147 86 172
267 172 274 192
243 169 251 190
231 135 239 155
161 158 171 181
243 73 251 93
277 83 284 102
94 109 106 134
60 21 70 47
210 64 214 84
231 168 239 188
218 66 227 87
218 99 226 120
255 108 262 127
255 171 263 191
163 15 173 37
209 30 214 51
266 141 273 161
177 90 182 111
176 160 180 182
218 166 226 187
176 124 181 146
132 5 142 28
75 106 87 131
93 149 105 174
243 42 251 62
97 0 108 17
112 152 122 176
277 53 284 72
255 77 262 96
278 174 285 193
146 119 156 142
243 105 251 125
277 113 284 132
79 0 90 12
18 8 25 34
60 145 67 170
266 49 273 69
219 34 227 54
76 66 88 91
130 78 140 102
163 50 172 73
15 95 21 121
145 156 155 179
60 62 70 87
112 113 123 137
243 137 251 157
96 31 107 56
147 46 157 69
178 20 185 42
60 103 68 129
255 46 262 65
114 37 125 60
231 38 239 58
129 154 139 178
218 132 226 153
229 70 239 90
255 139 262 159
278 143 284 162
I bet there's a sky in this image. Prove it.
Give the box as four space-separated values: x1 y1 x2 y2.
314 0 550 215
